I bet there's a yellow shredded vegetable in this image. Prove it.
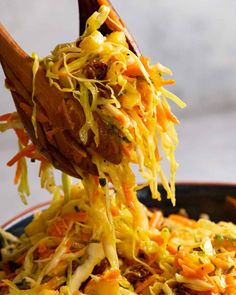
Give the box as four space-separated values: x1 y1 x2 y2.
31 52 40 138
1 4 235 295
41 5 185 205
0 183 236 295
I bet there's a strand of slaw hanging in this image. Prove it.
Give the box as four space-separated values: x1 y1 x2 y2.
7 4 236 295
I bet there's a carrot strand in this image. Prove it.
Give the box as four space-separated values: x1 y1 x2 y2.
14 159 22 185
0 113 12 121
135 275 156 293
7 144 35 167
97 0 123 31
14 128 29 146
169 214 197 228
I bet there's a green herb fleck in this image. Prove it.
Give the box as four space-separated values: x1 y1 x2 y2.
99 178 107 187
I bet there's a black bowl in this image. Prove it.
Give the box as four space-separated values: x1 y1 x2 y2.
138 183 236 223
4 183 236 236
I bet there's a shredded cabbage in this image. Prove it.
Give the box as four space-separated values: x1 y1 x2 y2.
1 182 236 294
41 4 185 205
2 4 235 295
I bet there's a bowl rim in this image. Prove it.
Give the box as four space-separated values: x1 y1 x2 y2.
2 181 236 230
1 201 50 230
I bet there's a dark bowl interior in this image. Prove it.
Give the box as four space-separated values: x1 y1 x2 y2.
6 183 236 237
138 183 236 223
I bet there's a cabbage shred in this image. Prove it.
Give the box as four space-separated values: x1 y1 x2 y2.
42 5 185 205
0 5 213 295
1 183 236 294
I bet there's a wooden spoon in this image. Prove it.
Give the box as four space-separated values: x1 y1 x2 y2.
0 0 140 177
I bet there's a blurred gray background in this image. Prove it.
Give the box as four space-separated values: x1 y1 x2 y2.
0 0 236 223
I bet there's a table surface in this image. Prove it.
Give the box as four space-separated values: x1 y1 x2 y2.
0 0 236 224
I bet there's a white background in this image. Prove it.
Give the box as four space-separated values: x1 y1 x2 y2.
0 0 236 224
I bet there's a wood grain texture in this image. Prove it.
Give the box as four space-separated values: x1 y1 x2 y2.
0 21 122 177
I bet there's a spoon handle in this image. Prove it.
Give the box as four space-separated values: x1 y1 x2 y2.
0 23 28 59
0 23 33 92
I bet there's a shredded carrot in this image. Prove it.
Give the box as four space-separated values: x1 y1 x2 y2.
135 275 156 293
137 79 152 109
166 244 177 255
97 0 123 31
0 113 12 121
181 264 197 277
225 274 236 293
38 242 47 254
114 111 126 125
14 128 29 146
140 56 176 88
63 212 88 223
107 14 123 32
41 249 55 260
216 253 230 260
162 103 180 124
7 144 35 167
100 269 121 281
111 206 120 216
66 241 72 251
148 253 160 266
140 56 151 71
80 232 91 242
150 234 164 245
211 257 230 270
178 257 198 271
170 231 177 238
181 263 215 279
122 183 136 211
161 79 175 86
93 176 100 186
156 101 168 130
169 214 197 228
28 152 46 162
14 159 22 185
121 144 132 158
196 263 215 278
124 64 143 77
214 239 236 251
47 218 68 237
